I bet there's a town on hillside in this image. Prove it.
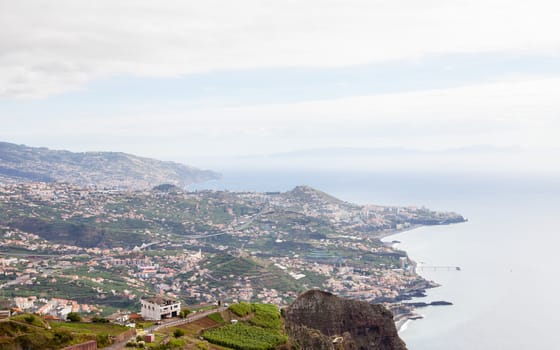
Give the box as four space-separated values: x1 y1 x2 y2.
0 182 465 322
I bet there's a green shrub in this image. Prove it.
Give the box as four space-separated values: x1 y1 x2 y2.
179 308 191 318
173 328 185 338
228 302 254 317
92 316 109 323
66 312 82 322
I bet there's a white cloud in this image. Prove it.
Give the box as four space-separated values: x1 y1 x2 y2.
165 76 558 153
1 0 559 98
5 76 556 157
2 76 559 173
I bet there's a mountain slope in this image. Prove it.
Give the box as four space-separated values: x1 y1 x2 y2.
0 141 219 189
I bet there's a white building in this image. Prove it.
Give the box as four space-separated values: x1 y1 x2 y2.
107 311 130 325
58 304 73 320
14 296 36 310
140 296 181 320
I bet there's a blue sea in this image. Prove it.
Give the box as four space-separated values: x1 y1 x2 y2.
190 170 560 350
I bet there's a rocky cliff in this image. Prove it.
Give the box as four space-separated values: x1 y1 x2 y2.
284 290 407 350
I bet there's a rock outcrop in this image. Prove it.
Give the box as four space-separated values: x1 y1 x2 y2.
284 290 407 350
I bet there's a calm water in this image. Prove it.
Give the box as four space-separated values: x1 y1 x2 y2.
191 170 560 350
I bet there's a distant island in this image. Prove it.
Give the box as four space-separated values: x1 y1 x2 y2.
0 141 220 190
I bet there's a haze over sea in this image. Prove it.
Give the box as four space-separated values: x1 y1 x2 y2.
191 170 560 350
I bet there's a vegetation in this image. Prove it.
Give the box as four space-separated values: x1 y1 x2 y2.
178 307 191 318
66 312 82 322
50 320 129 336
0 314 130 350
202 303 286 350
207 312 224 324
249 304 282 330
136 321 155 329
156 338 185 349
228 302 254 317
92 316 110 323
227 303 282 329
97 333 112 348
173 328 185 338
24 314 36 324
202 323 287 350
12 314 48 328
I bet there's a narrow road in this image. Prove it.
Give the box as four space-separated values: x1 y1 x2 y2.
105 307 227 350
151 306 227 332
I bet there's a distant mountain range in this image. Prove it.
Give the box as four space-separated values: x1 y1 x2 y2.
266 145 522 158
0 141 219 190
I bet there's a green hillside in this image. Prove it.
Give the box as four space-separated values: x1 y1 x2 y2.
0 314 129 350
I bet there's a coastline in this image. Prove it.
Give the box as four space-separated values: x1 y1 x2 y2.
395 312 423 333
379 225 430 333
378 224 424 241
379 224 426 284
379 223 461 333
397 318 411 333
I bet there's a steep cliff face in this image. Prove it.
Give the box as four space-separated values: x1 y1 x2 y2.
284 290 407 350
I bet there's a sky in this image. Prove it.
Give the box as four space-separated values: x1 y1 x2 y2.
1 0 559 174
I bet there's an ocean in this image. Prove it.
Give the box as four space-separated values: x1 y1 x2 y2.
190 170 560 350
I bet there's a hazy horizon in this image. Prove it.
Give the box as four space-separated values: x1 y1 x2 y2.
2 1 560 174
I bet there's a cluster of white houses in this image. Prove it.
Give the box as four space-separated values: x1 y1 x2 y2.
140 296 181 321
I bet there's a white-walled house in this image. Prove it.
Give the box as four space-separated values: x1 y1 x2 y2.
140 296 181 320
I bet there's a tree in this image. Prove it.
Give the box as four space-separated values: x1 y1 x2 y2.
173 328 185 338
66 312 82 322
92 316 109 323
179 308 191 318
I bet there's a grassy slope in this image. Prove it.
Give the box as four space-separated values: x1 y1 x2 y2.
0 314 130 350
201 303 287 350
